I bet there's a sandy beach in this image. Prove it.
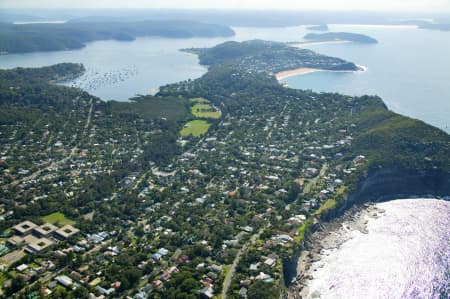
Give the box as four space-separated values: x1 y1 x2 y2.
275 68 323 80
275 64 366 81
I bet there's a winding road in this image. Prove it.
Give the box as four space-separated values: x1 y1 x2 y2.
221 227 265 299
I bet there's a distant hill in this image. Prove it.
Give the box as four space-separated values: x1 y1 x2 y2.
0 20 235 54
0 13 46 23
306 24 329 31
304 32 378 44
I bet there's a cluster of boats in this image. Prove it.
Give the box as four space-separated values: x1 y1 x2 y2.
68 65 138 91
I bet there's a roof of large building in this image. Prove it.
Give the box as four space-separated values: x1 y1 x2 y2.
33 223 59 236
25 237 54 253
7 235 25 246
23 234 40 245
54 225 80 239
12 220 38 235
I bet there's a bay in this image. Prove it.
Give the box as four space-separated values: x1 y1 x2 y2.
282 24 450 134
0 25 449 133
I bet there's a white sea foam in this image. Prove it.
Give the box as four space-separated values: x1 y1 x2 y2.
302 198 450 299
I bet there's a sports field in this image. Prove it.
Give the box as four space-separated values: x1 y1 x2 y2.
180 120 211 137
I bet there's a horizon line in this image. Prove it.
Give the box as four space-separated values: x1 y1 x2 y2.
1 8 449 13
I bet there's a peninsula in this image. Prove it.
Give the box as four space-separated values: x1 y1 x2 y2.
182 40 360 75
183 40 365 80
0 40 448 299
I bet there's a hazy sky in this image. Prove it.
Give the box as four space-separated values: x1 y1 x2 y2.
2 0 450 11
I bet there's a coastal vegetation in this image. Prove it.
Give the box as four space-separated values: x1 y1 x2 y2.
314 198 338 216
294 219 314 243
351 103 450 171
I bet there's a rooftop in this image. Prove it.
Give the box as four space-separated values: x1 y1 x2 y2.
33 223 59 236
54 225 80 239
25 237 54 254
12 220 38 235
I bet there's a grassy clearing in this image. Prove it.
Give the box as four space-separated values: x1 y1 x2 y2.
294 219 313 243
191 103 221 119
180 120 211 137
41 212 75 226
314 198 338 216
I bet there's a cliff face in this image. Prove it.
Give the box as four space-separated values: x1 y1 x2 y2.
324 167 450 220
353 167 449 200
284 167 450 286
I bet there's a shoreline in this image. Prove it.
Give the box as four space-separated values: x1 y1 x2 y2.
287 203 383 299
287 198 449 299
275 64 366 81
275 68 323 80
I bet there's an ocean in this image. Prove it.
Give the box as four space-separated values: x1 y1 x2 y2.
299 199 450 299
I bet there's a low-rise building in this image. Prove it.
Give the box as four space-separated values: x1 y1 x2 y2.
55 275 73 287
54 225 80 240
25 237 54 254
12 221 38 235
33 223 58 237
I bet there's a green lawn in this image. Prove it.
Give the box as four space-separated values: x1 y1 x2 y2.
180 120 211 137
191 103 221 119
294 219 313 242
314 198 338 216
41 212 75 226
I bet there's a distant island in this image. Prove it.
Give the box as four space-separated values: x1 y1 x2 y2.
306 24 329 31
0 20 235 54
419 23 450 31
303 32 378 44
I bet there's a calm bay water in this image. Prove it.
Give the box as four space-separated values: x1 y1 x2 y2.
0 25 449 132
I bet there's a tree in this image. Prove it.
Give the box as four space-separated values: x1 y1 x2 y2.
248 281 279 299
287 181 301 203
180 278 198 293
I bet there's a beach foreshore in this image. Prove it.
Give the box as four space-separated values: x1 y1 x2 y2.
275 68 323 80
287 204 385 299
275 64 366 81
